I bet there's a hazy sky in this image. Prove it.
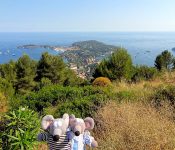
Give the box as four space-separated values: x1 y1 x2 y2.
0 0 175 32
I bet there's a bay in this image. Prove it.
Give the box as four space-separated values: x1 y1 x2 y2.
0 32 175 66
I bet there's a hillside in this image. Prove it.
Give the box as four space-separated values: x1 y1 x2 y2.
37 72 175 150
1 49 175 150
18 40 118 79
61 40 118 78
2 69 175 149
61 40 117 64
72 40 116 52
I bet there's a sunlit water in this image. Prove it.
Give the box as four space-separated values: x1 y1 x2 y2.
0 32 175 66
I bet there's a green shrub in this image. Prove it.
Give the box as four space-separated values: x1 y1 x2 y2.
0 107 40 150
92 77 112 87
53 93 109 118
152 85 175 107
62 69 84 87
25 85 85 112
132 65 158 82
93 48 133 81
40 77 52 88
0 77 14 98
0 60 16 84
24 85 115 116
116 90 135 102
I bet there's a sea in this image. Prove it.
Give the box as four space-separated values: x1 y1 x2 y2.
0 32 175 66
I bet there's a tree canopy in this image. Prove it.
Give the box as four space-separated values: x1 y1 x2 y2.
154 50 175 71
15 55 37 93
93 48 133 81
36 52 66 84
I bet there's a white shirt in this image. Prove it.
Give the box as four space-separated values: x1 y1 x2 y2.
71 131 94 150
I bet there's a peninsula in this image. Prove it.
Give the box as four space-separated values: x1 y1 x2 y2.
18 40 118 79
17 44 80 52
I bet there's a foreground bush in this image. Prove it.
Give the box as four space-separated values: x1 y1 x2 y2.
24 85 115 114
0 77 14 98
0 107 40 150
94 102 175 150
92 77 112 87
53 94 109 118
152 85 175 107
132 65 158 82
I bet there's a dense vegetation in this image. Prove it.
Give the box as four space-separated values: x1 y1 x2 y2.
155 50 175 70
1 107 40 150
1 47 175 149
93 48 133 81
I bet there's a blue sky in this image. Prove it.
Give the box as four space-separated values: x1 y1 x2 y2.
0 0 175 32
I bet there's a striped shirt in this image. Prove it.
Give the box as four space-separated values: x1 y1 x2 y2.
38 132 71 150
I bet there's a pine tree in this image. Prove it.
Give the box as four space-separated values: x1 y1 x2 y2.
155 50 175 70
36 52 66 84
15 55 36 93
0 60 16 84
94 48 133 81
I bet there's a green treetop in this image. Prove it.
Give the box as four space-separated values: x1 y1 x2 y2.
15 55 36 93
155 50 175 71
36 52 66 84
93 48 133 81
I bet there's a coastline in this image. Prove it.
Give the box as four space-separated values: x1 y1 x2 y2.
17 44 80 52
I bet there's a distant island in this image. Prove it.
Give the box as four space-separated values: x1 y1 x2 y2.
172 47 175 51
18 44 79 52
18 40 118 79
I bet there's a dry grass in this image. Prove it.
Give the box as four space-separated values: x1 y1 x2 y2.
111 72 175 104
94 102 175 150
113 80 162 92
160 71 175 84
112 81 157 104
34 143 48 150
113 71 175 93
0 92 8 120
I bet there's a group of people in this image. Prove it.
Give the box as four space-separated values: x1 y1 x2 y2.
37 113 98 150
